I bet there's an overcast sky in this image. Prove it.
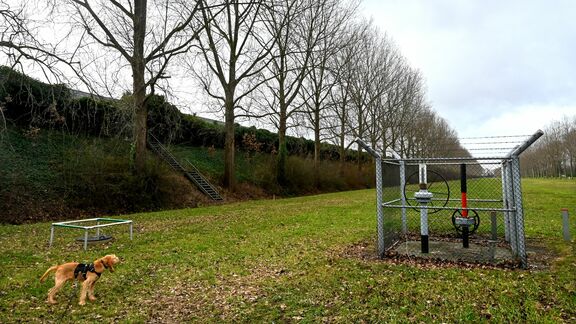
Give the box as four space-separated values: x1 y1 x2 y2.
361 0 576 140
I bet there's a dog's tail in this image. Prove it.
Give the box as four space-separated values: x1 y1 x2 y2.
40 265 58 282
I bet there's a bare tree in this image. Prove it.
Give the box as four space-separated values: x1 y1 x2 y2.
560 116 576 177
347 24 399 166
261 0 340 184
365 37 402 150
386 67 425 155
64 0 204 173
321 19 459 166
192 0 274 190
299 0 357 184
0 1 79 136
324 22 366 170
522 116 576 177
0 2 71 75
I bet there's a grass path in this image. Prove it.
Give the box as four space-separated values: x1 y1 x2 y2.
0 178 574 322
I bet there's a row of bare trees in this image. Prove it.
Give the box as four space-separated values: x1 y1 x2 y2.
521 116 576 178
1 0 464 190
193 0 464 187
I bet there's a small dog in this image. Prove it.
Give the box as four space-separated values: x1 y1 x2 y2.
40 254 120 305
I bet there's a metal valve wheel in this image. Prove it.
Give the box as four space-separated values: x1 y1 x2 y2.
403 169 451 214
451 209 480 234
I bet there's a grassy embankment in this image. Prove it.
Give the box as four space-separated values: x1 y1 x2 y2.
0 128 192 223
0 127 374 223
0 178 574 322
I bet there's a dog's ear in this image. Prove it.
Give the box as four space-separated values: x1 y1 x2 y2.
103 255 115 272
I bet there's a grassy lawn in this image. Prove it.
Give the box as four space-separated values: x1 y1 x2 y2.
0 178 574 322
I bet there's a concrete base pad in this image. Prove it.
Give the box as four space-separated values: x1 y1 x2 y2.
392 240 515 264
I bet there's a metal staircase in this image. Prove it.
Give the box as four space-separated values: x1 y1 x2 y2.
148 133 223 201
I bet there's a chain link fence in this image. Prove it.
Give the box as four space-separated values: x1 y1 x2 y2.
400 161 505 238
358 130 543 268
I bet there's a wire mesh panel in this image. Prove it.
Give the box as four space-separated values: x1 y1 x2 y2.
380 155 535 268
356 131 541 269
401 161 506 239
381 160 403 253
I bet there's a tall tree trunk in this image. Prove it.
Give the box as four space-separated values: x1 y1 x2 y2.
277 105 288 185
339 125 346 174
223 89 236 190
357 147 363 171
132 0 147 174
313 108 320 187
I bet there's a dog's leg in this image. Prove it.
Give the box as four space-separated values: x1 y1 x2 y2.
47 277 67 304
88 280 97 301
78 279 90 306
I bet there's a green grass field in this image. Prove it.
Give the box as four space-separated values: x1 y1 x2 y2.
0 178 574 322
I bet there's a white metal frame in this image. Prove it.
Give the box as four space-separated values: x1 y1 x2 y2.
49 218 133 250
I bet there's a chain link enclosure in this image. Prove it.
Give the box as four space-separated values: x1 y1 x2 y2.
356 130 543 268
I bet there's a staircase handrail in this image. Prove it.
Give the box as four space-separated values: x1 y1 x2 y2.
184 159 222 199
185 159 215 188
148 132 222 200
148 133 186 171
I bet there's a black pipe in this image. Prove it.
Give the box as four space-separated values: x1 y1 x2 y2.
460 163 467 193
421 235 429 253
463 226 469 248
461 163 469 248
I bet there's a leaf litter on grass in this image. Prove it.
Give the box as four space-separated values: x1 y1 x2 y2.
142 262 292 322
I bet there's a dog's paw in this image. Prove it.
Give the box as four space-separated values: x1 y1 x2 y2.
78 301 86 306
89 296 97 301
47 300 57 305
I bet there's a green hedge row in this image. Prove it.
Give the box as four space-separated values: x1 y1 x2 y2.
0 66 367 162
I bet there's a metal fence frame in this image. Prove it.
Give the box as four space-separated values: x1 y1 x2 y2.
355 130 542 268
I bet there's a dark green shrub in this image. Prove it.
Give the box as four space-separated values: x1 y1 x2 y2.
146 94 182 143
0 66 70 127
63 97 127 137
62 139 178 213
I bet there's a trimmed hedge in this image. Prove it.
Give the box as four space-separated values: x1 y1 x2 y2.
0 66 366 161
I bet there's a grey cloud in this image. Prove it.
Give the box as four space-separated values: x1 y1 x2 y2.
363 0 576 137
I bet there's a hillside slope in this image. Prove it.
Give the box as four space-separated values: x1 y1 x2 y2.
0 127 374 223
0 128 209 223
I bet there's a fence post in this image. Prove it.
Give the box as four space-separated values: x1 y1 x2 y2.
376 156 384 258
491 211 498 241
506 161 518 254
511 157 527 268
501 161 510 242
562 209 571 241
83 229 89 251
49 225 55 248
400 160 407 234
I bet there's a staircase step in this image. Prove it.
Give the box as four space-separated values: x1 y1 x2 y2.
149 135 222 201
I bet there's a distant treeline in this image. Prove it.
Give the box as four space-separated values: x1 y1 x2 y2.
0 66 369 163
521 116 576 178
